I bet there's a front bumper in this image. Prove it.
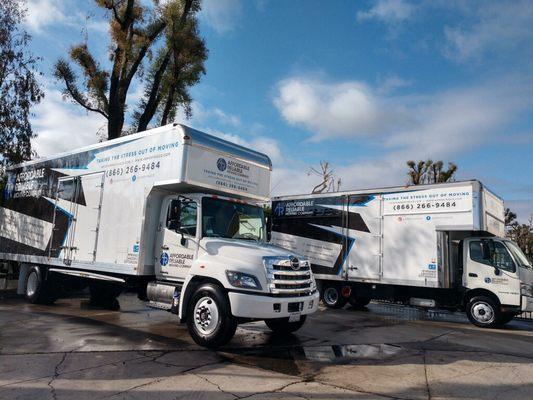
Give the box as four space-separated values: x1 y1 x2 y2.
228 290 320 319
522 296 533 312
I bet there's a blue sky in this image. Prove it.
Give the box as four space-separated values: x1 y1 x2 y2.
24 0 533 221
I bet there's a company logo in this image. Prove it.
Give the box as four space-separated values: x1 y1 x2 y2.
217 158 227 172
428 264 436 270
274 202 286 217
160 252 169 266
290 256 300 271
132 175 137 182
426 216 431 221
484 277 492 284
133 244 140 253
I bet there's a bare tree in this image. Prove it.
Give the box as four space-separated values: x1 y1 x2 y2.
54 0 206 140
406 160 457 185
309 161 342 194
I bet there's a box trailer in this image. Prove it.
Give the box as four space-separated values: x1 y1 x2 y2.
0 123 319 347
271 181 533 327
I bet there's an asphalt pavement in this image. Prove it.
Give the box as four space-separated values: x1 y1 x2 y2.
1 293 533 399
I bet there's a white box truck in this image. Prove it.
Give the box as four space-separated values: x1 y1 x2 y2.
271 181 533 328
0 124 319 347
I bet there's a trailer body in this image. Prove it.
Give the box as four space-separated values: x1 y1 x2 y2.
271 181 533 327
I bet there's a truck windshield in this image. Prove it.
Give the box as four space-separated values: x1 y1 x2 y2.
202 197 265 242
505 241 532 270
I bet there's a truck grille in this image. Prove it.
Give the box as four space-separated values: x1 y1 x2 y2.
264 256 314 296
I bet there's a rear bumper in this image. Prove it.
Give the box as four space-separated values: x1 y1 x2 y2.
228 290 320 319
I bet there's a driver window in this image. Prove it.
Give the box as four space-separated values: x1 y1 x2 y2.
491 242 515 272
166 200 197 236
469 241 515 272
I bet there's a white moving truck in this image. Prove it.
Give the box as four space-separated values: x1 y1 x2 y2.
0 124 319 347
271 181 533 328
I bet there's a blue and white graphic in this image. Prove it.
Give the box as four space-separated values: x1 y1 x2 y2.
160 252 169 266
274 202 286 217
217 158 227 172
485 277 492 284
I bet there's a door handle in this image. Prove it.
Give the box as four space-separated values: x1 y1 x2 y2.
468 273 478 277
161 245 169 250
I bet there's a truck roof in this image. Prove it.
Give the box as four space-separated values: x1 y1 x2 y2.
273 180 503 202
8 123 272 171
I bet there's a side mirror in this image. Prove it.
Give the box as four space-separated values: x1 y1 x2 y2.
180 236 187 246
480 240 492 260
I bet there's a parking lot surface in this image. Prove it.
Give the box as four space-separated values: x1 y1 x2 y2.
1 293 533 400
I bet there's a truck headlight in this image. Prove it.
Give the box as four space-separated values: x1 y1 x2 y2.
521 283 533 297
226 270 262 290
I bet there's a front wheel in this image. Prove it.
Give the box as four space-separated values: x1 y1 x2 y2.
265 315 307 334
322 284 347 309
186 283 237 348
466 296 501 328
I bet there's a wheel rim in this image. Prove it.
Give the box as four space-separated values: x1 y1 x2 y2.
26 271 38 297
471 301 495 324
323 287 339 306
194 296 220 335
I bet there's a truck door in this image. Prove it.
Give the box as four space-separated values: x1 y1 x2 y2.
157 198 198 281
346 194 381 280
465 239 521 306
71 173 104 263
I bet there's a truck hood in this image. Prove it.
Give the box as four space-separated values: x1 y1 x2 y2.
199 237 300 268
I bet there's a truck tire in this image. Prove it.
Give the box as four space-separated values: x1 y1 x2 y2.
322 284 347 309
186 283 237 348
89 282 122 310
25 266 56 304
348 296 371 308
466 296 501 328
265 315 307 334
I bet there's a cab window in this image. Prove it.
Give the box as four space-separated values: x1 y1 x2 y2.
469 241 515 272
166 200 197 236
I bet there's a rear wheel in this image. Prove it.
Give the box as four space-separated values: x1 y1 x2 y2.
322 284 347 309
348 296 371 308
265 315 307 334
186 283 237 348
25 266 56 304
89 282 123 310
466 296 501 328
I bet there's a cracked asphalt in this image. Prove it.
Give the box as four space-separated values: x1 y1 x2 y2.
1 293 533 399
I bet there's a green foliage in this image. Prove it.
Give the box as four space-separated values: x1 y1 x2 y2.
0 0 43 171
54 0 206 140
406 160 458 185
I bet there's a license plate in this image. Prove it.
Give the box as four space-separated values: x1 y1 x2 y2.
288 313 301 322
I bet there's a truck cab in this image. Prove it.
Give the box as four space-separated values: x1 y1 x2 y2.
148 192 319 347
460 236 533 327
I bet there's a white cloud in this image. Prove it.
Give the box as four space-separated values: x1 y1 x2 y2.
357 0 415 23
25 0 68 33
443 1 533 62
273 77 410 141
274 75 533 156
200 0 242 34
31 86 106 157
